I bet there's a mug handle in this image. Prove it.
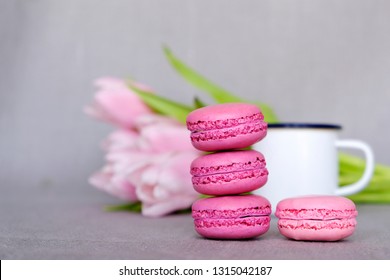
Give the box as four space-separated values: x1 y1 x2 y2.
335 140 375 196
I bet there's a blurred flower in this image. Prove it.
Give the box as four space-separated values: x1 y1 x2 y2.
84 77 152 129
89 130 139 202
135 151 200 217
88 107 201 217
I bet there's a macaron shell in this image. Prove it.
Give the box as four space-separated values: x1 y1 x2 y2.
192 195 271 240
278 218 357 241
275 195 358 241
276 195 357 218
276 195 358 220
191 150 268 195
186 103 267 152
186 103 263 126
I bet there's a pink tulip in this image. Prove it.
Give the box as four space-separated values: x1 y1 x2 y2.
134 152 200 217
88 130 138 201
84 77 152 129
88 115 202 217
89 164 138 202
134 115 195 153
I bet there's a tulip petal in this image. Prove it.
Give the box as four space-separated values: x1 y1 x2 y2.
142 196 195 217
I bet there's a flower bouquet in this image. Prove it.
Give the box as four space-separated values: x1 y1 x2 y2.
85 47 390 217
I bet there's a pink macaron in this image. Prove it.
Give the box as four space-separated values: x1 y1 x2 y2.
190 150 268 195
192 194 271 239
275 195 358 241
186 103 267 152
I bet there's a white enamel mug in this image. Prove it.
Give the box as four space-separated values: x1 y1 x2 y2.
252 123 375 211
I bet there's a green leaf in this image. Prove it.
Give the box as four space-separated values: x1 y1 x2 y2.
348 191 390 203
193 96 207 109
252 101 280 123
164 47 242 103
105 202 142 212
163 46 279 123
339 152 390 203
172 208 192 214
128 82 193 124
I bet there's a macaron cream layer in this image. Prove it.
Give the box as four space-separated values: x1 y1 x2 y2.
278 218 357 230
191 153 265 175
191 152 267 185
192 205 271 220
192 168 268 186
190 121 266 143
275 208 358 221
194 216 271 229
187 112 263 132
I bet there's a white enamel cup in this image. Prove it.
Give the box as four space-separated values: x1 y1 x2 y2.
252 123 375 211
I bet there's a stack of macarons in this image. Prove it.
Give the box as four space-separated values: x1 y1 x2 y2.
186 103 271 239
186 103 358 242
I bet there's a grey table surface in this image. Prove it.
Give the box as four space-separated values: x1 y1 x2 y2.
1 186 390 260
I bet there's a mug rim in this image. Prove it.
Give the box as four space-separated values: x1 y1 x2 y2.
268 123 342 130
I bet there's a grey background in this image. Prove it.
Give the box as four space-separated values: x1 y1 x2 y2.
1 0 390 259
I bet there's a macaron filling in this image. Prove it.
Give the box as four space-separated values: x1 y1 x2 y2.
276 208 358 220
192 169 268 185
276 207 358 230
278 218 357 230
191 157 267 185
190 121 267 142
193 206 271 228
192 206 271 219
187 113 264 131
191 156 266 175
195 216 271 228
